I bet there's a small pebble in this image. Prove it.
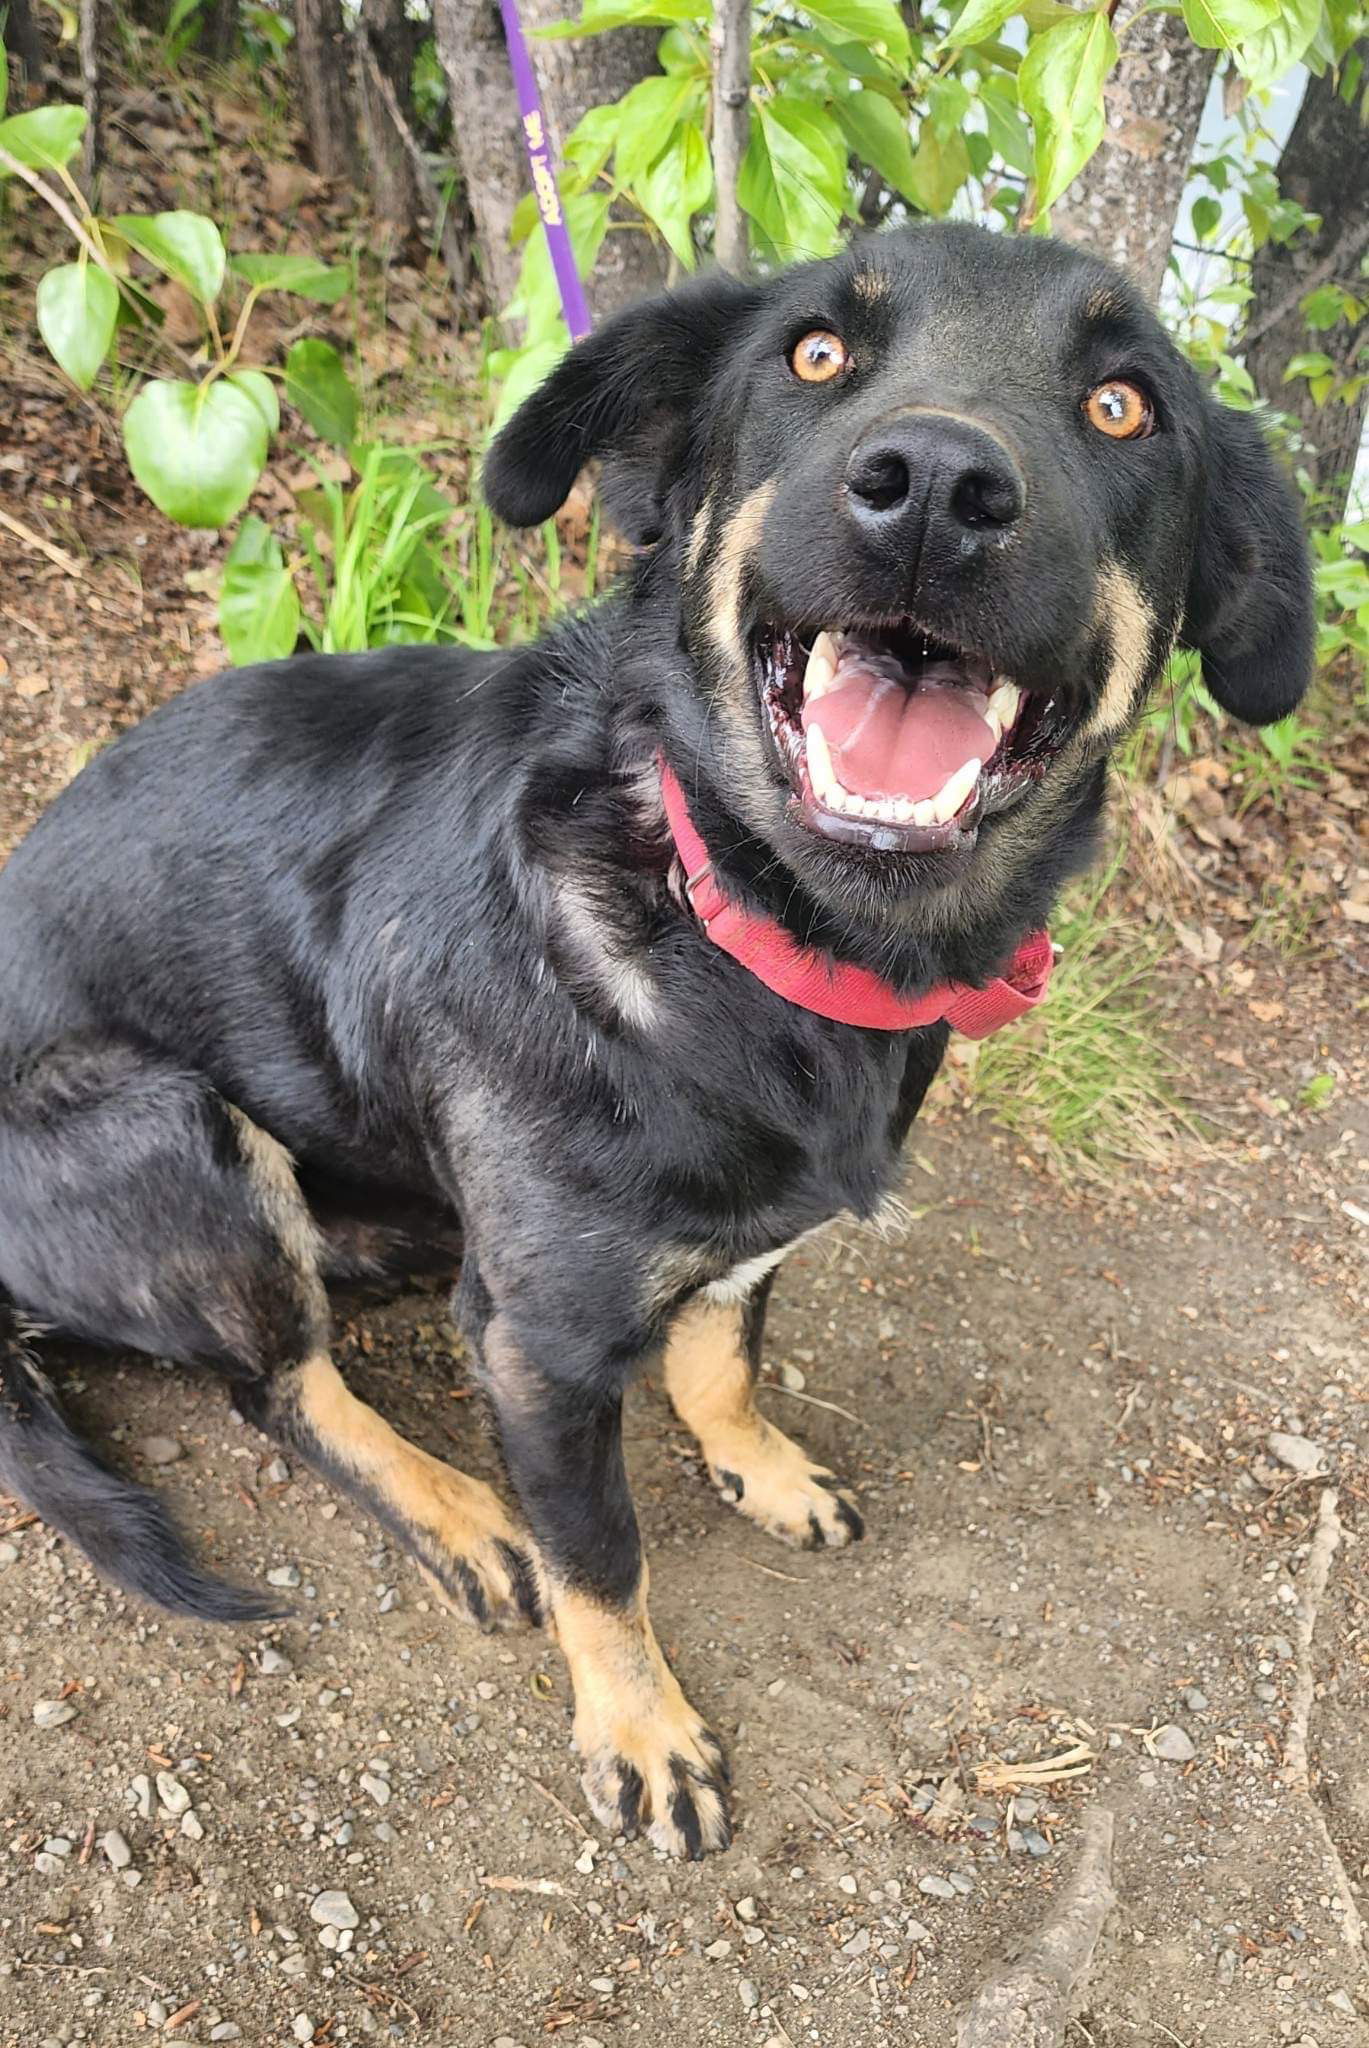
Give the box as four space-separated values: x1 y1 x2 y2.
140 1435 183 1465
156 1772 192 1817
209 2027 241 2042
309 1890 359 1931
838 1874 858 1895
292 2017 314 2044
841 1928 870 1958
99 1830 132 1870
32 1699 77 1729
0 1540 19 1565
1267 1432 1326 1476
739 1981 759 2011
1182 1688 1209 1712
917 1875 956 1900
267 1565 302 1589
1326 1991 1356 2017
1151 1725 1196 1763
735 1896 758 1922
704 1938 732 1960
263 1457 290 1484
34 1852 65 1876
359 1772 390 1806
180 1811 204 1841
259 1647 293 1676
948 1871 975 1893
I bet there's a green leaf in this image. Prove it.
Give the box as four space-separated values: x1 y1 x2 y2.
110 211 226 305
284 338 359 447
1190 193 1221 241
35 262 118 390
0 104 87 173
229 251 351 303
614 73 701 187
799 0 911 68
1179 0 1279 51
122 376 270 528
1301 282 1351 329
634 120 711 269
1018 10 1118 214
738 99 847 263
1283 351 1335 380
941 0 1020 47
1234 0 1320 85
229 368 280 435
980 72 1035 175
219 553 300 666
907 121 972 213
563 101 622 186
831 89 920 203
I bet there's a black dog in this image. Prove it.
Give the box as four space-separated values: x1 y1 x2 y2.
0 224 1311 1857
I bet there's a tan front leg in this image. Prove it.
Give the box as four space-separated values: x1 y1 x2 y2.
270 1354 541 1629
663 1294 863 1549
553 1573 730 1859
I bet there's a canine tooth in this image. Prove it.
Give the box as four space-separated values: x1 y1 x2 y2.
803 631 840 702
987 681 1021 734
929 756 982 824
805 723 840 804
912 798 938 828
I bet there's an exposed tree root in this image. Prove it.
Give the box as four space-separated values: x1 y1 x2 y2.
957 1807 1116 2047
1283 1487 1364 1953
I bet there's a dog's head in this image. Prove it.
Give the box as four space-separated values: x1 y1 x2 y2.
485 225 1313 951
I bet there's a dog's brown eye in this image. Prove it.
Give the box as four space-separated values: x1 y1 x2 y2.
1084 380 1154 440
791 330 849 384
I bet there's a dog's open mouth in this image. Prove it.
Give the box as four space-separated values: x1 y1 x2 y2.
758 625 1070 855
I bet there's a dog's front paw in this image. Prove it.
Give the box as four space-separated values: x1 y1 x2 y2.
413 1472 544 1631
576 1677 732 1860
708 1419 863 1550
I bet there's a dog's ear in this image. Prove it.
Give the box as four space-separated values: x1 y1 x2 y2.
482 272 763 537
1180 402 1315 726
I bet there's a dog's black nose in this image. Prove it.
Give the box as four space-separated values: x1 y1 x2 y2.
844 415 1024 565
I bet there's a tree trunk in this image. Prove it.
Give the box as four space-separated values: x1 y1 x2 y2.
1050 7 1217 304
1245 62 1369 518
358 0 421 233
294 0 362 183
198 0 239 63
520 0 666 313
6 0 47 101
79 0 103 190
711 0 750 275
432 0 664 323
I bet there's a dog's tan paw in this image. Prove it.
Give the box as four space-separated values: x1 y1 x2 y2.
576 1680 731 1860
706 1418 863 1550
413 1476 544 1631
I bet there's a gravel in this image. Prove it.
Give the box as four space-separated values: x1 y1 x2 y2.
917 1875 957 1900
1267 1431 1327 1476
140 1434 183 1464
1151 1724 1197 1763
99 1830 132 1869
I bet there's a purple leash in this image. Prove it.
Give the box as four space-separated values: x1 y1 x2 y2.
498 0 593 342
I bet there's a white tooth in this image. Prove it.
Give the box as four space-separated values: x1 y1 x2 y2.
893 796 914 822
987 681 1021 734
803 630 840 702
930 756 982 824
912 798 938 828
806 723 839 803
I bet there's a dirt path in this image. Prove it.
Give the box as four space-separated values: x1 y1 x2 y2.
2 438 1367 2047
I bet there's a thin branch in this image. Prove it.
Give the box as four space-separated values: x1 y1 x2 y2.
1241 220 1369 352
710 0 751 275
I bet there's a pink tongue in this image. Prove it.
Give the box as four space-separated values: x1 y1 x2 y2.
803 670 996 802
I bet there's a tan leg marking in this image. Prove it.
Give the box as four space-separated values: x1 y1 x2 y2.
553 1575 730 1859
663 1295 863 1550
288 1354 540 1630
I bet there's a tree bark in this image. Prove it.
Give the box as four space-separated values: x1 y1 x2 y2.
711 0 750 275
198 0 239 63
520 0 666 312
294 0 362 183
432 0 664 323
358 0 422 233
1050 7 1217 305
6 0 47 101
1245 61 1369 518
78 0 103 190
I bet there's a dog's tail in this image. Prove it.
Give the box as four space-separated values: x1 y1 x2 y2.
0 1307 280 1622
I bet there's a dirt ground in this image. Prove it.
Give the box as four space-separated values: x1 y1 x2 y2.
2 403 1368 2048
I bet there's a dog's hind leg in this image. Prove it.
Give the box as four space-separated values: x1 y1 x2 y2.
0 1038 536 1628
663 1272 864 1551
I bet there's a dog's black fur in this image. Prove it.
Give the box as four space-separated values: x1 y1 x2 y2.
0 225 1312 1855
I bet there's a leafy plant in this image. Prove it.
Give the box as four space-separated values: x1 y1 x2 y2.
0 91 350 528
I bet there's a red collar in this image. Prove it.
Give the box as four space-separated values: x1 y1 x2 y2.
659 759 1054 1037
